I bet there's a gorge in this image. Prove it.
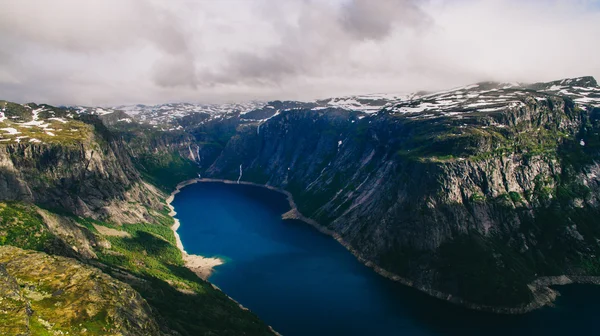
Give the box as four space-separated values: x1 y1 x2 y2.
173 181 600 336
1 76 600 334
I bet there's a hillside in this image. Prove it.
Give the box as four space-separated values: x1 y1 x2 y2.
190 76 600 310
0 106 274 335
1 76 600 334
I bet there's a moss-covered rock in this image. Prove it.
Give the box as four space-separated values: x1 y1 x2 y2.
0 245 162 335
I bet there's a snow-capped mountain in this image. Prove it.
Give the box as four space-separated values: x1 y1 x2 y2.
71 76 600 128
113 102 266 124
314 93 411 113
384 76 600 119
73 101 266 126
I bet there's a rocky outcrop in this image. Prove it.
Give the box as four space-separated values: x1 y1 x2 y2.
0 124 165 224
0 245 162 335
2 78 599 314
0 263 30 335
202 94 600 308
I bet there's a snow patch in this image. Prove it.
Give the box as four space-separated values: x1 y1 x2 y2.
1 127 20 135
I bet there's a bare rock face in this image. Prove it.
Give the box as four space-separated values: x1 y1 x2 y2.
0 245 163 336
202 85 600 307
1 77 599 312
0 123 165 224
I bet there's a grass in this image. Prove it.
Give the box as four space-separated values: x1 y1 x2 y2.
0 202 55 251
135 151 200 192
84 210 271 335
0 200 271 335
0 101 33 122
0 245 154 335
0 118 92 145
470 193 486 203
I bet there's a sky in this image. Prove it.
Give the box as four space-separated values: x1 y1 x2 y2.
0 0 599 106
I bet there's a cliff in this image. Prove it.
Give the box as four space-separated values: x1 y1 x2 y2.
201 85 600 308
0 105 275 335
1 76 600 328
0 110 165 224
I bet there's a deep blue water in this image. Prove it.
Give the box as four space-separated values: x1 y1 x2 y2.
172 182 600 336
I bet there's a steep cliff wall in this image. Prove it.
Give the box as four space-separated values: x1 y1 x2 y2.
203 95 600 307
0 115 166 224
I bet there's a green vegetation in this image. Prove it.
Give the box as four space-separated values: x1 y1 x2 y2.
0 202 55 251
470 193 486 203
90 212 271 335
0 118 93 145
95 218 187 281
0 101 33 122
508 191 522 203
0 201 272 335
135 151 200 192
0 245 161 335
388 97 578 163
436 233 536 306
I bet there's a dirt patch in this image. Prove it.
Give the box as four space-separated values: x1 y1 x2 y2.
93 224 131 238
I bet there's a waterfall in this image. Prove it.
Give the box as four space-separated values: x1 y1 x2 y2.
195 145 201 164
257 123 261 135
188 145 195 162
237 164 243 184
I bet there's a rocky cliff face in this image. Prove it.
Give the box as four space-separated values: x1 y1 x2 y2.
201 84 600 307
0 103 275 335
0 113 165 224
2 77 600 316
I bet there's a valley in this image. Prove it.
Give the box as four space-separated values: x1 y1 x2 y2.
1 76 600 334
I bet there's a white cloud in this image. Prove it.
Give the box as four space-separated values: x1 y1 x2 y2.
0 0 598 106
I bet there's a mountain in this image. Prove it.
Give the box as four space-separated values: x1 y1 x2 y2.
1 76 600 332
188 76 600 311
69 76 600 129
0 101 274 335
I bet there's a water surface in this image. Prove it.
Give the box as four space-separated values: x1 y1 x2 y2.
173 182 600 335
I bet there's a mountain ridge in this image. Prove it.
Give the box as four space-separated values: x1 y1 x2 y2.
1 75 600 333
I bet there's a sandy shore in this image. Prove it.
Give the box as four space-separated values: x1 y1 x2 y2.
166 178 224 280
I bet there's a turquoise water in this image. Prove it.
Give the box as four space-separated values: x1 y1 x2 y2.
172 182 600 336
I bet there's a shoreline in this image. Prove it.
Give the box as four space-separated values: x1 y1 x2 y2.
184 178 600 314
166 178 223 280
166 178 283 336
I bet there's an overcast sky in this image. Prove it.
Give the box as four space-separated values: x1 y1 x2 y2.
1 0 599 106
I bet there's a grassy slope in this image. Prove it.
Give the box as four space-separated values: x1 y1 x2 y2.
0 201 272 335
0 245 162 336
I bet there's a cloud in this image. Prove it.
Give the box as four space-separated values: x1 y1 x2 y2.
0 0 598 105
340 0 428 39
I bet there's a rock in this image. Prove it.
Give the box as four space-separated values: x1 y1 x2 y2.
0 245 163 335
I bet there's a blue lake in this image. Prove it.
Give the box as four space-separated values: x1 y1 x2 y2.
172 182 600 336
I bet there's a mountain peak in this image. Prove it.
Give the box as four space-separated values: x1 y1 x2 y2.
528 76 598 90
559 76 597 87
